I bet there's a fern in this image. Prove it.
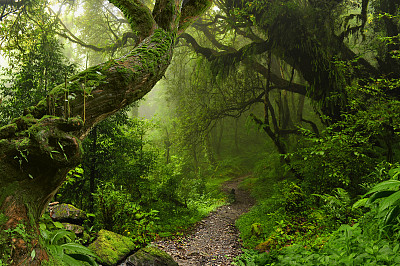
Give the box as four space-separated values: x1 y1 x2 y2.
40 225 98 266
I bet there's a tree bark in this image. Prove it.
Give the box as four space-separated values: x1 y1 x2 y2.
0 0 212 264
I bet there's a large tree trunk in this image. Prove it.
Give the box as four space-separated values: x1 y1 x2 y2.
0 0 212 264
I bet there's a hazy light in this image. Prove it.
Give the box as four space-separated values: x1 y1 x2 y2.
50 2 85 17
213 5 220 11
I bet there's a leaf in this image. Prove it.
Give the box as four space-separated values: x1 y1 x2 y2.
393 244 399 253
31 249 36 260
366 180 400 195
352 198 368 209
366 191 395 204
68 253 98 266
383 206 400 225
60 253 81 266
61 242 98 258
379 190 400 212
53 222 64 229
50 230 73 245
48 245 64 258
39 223 46 231
389 168 400 179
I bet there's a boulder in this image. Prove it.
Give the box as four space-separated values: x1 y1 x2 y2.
124 246 178 266
89 229 136 266
49 203 87 224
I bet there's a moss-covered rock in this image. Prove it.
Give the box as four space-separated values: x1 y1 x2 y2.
89 229 136 266
49 203 87 224
125 246 178 266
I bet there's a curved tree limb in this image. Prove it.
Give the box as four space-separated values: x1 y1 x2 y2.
49 6 138 52
180 32 308 96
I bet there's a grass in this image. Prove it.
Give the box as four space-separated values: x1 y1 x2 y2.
235 153 289 248
155 165 239 238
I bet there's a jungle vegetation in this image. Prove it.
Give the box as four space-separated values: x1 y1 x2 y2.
0 0 400 265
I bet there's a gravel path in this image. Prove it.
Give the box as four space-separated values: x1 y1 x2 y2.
153 175 255 266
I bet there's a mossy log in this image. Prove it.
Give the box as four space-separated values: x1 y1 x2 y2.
0 0 212 264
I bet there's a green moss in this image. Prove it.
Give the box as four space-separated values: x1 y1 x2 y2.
127 246 178 265
89 229 136 266
142 246 175 260
153 0 177 31
129 29 174 71
108 0 155 39
50 204 87 224
178 0 212 33
0 123 17 139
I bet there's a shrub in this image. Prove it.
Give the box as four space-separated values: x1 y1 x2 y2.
93 182 158 246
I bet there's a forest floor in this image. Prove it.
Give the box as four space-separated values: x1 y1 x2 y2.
153 174 255 265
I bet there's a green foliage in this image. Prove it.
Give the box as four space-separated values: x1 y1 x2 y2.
290 94 400 195
271 224 400 265
236 183 285 249
56 114 157 209
313 188 354 226
0 221 34 264
236 221 400 265
354 166 400 231
152 157 232 234
0 28 75 125
39 215 98 265
93 182 158 246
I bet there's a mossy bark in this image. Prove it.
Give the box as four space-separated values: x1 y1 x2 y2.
0 0 212 264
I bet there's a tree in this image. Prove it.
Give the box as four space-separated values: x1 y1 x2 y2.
0 0 212 264
171 0 400 180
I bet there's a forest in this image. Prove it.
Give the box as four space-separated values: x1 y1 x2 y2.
0 0 400 265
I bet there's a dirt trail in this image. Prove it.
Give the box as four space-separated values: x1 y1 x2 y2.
153 175 255 266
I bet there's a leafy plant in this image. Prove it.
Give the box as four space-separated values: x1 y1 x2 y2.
93 182 159 246
39 222 98 266
0 221 33 264
354 166 400 229
313 188 355 226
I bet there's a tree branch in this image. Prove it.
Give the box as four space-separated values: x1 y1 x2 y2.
178 0 213 35
180 32 309 96
193 20 235 51
301 118 320 136
108 0 156 41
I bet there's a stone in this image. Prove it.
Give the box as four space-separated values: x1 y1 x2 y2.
89 229 136 266
49 203 87 224
124 246 178 266
62 223 84 235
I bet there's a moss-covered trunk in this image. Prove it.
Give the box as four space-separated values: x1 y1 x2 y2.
0 0 212 264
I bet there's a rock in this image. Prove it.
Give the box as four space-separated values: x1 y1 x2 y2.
49 203 87 224
89 229 136 266
62 223 84 235
124 246 178 266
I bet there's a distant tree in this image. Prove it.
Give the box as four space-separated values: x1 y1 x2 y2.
0 32 75 125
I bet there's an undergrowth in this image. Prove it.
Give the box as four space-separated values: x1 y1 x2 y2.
234 163 400 265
